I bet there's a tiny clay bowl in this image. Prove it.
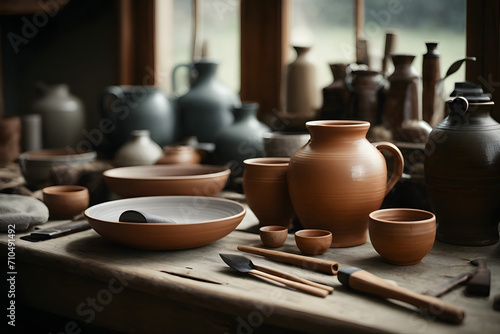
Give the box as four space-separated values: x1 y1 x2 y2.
369 208 436 265
42 185 89 219
294 229 332 255
259 225 288 248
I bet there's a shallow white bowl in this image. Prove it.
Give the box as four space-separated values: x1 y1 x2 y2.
85 196 246 250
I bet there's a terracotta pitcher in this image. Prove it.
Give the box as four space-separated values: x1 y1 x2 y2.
287 120 404 247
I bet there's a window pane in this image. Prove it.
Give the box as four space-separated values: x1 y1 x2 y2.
364 0 466 95
291 0 466 96
291 0 355 88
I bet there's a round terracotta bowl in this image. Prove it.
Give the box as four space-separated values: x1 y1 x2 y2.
19 148 97 187
85 196 246 250
243 158 294 227
259 225 288 248
103 164 230 198
294 229 332 255
42 185 89 219
369 208 436 265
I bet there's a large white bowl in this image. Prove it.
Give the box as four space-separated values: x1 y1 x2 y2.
85 196 246 250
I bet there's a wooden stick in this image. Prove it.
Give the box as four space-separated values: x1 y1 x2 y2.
254 265 334 293
249 269 329 298
237 245 339 275
347 270 465 324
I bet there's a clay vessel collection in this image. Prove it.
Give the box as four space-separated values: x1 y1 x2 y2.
294 229 332 255
425 94 500 246
287 120 404 247
43 185 89 219
369 208 436 265
259 225 288 248
242 158 294 228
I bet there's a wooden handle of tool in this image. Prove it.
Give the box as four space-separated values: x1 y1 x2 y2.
350 270 465 324
238 245 339 275
249 270 329 298
254 265 334 293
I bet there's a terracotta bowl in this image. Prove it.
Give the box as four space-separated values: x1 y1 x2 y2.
42 185 89 219
19 148 97 187
243 158 294 227
103 164 230 198
85 196 246 250
369 208 436 265
294 229 332 255
259 225 288 248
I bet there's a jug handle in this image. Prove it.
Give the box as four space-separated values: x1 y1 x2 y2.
172 63 194 97
101 86 125 118
373 141 404 196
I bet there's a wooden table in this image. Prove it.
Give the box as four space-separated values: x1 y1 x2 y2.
2 205 500 333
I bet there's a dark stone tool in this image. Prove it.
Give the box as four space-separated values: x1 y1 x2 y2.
466 259 491 297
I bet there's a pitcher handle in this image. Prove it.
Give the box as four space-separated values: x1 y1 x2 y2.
101 86 125 118
172 63 193 97
373 141 404 196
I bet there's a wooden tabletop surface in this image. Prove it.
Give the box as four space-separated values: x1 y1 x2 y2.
2 202 500 333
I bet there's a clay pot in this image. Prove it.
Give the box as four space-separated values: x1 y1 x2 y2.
42 185 89 219
425 96 500 246
262 132 310 157
113 130 163 167
156 145 201 165
345 68 384 125
259 225 288 248
294 229 332 255
369 208 436 265
287 120 404 247
243 158 294 228
422 42 444 127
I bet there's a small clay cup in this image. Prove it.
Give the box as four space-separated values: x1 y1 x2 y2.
243 158 294 228
369 208 436 265
42 185 89 219
259 225 288 248
294 229 332 255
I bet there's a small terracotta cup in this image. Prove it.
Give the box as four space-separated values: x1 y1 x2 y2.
369 208 436 265
243 158 294 228
259 225 288 248
294 229 332 255
42 185 89 219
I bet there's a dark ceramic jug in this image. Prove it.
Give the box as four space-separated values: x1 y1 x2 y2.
345 67 384 125
173 61 241 143
318 63 349 120
101 86 176 149
424 92 500 246
213 103 271 177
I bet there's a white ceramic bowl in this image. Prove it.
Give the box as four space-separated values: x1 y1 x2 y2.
85 196 246 250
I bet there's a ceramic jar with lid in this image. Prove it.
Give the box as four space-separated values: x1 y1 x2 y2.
424 89 500 246
287 120 404 247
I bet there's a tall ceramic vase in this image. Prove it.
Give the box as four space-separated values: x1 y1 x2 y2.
31 83 85 149
287 120 404 247
424 95 500 246
422 42 444 127
383 54 424 142
285 46 320 118
318 63 349 120
173 60 241 143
